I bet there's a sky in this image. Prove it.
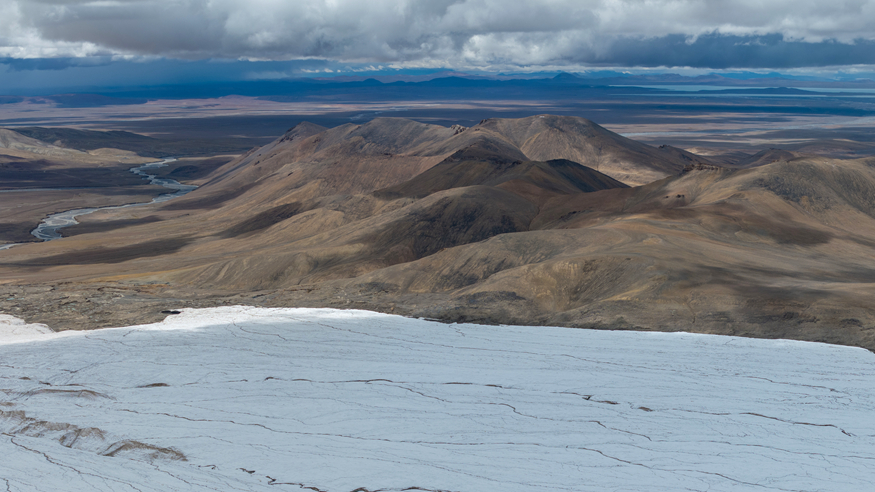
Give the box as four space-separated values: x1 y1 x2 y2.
3 0 875 93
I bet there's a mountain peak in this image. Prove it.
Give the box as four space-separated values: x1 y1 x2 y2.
552 72 580 81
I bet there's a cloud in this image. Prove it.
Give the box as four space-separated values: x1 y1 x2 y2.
584 33 875 69
0 56 113 71
2 0 875 69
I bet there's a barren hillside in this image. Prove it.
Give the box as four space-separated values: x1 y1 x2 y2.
1 116 873 351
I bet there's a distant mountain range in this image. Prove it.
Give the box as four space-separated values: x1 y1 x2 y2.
5 71 875 106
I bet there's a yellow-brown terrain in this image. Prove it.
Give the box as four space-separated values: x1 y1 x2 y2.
1 115 873 351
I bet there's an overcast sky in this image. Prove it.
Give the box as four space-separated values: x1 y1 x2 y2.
3 0 875 91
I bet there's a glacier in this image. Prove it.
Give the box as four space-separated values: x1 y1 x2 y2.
1 306 874 491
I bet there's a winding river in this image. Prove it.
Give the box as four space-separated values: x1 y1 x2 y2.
0 158 196 250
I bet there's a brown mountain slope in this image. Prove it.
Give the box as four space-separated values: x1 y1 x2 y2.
375 144 628 201
733 148 801 168
3 117 874 352
0 116 651 290
199 118 459 192
655 144 717 167
476 115 689 185
0 129 79 156
161 115 690 220
332 157 875 349
138 116 660 257
161 118 468 216
171 150 627 288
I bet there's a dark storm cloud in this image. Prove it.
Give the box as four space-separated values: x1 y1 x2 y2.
3 1 875 69
0 58 341 94
0 56 111 71
590 34 875 69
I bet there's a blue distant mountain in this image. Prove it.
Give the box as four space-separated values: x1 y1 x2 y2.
6 70 875 106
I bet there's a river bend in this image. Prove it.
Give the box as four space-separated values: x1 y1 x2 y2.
0 158 195 250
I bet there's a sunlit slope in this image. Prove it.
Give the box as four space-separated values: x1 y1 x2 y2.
164 115 685 214
158 142 628 287
0 129 82 156
2 117 874 350
342 157 875 348
477 115 691 186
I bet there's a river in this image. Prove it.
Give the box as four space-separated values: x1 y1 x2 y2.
0 158 196 250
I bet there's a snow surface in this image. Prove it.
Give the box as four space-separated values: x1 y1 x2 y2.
1 306 874 491
0 315 53 343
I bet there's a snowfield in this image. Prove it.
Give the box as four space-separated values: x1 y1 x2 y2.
1 307 874 491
